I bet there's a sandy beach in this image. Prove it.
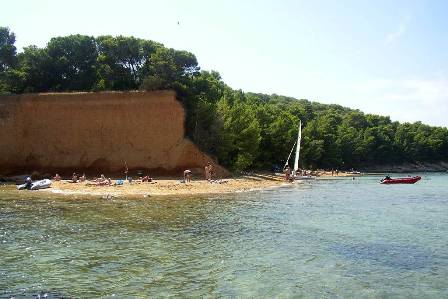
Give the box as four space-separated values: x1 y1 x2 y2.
41 173 288 198
3 171 360 199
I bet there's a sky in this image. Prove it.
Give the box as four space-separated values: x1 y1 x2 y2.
4 0 448 127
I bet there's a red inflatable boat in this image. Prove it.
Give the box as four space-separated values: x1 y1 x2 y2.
380 176 421 184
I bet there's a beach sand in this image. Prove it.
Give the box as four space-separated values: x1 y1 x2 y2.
42 173 288 198
4 171 360 199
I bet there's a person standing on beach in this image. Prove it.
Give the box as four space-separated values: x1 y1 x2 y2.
184 169 192 182
124 161 129 181
284 166 291 181
72 173 78 183
205 162 212 181
209 163 214 180
204 164 209 180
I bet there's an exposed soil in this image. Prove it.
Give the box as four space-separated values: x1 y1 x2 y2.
0 91 228 177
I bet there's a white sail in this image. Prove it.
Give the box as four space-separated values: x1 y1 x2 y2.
284 140 296 168
293 120 301 173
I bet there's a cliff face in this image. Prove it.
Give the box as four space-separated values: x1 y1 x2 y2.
0 91 228 176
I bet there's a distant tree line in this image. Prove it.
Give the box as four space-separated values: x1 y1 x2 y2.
1 27 447 170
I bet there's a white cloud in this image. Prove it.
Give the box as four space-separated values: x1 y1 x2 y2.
386 15 411 44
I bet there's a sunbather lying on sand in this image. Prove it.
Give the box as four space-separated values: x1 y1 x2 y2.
141 175 152 182
209 179 228 184
91 174 107 183
86 178 112 186
85 174 112 186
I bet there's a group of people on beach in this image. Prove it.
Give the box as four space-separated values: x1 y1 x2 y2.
283 166 307 182
53 173 88 183
331 169 340 176
49 161 216 186
53 173 113 185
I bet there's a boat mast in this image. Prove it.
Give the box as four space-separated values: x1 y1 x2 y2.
293 120 301 173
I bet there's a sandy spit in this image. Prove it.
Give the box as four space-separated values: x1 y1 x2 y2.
41 173 290 198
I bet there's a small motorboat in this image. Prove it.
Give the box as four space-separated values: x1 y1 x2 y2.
380 176 421 184
30 179 52 190
17 179 52 190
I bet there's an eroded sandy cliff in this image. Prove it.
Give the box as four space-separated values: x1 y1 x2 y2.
0 91 228 176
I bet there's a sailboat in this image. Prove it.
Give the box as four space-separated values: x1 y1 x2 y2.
289 120 315 180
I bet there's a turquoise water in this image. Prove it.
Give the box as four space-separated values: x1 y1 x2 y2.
1 174 447 298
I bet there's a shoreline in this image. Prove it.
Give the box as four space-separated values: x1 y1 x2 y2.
39 171 366 198
359 161 448 173
38 173 289 198
4 170 444 199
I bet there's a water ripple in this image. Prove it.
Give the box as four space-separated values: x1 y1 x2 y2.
331 241 433 270
0 174 448 297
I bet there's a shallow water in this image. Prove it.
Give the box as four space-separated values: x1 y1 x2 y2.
1 174 447 298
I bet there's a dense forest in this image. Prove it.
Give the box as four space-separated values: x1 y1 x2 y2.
1 27 448 170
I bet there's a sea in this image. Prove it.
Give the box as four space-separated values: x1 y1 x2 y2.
0 173 447 298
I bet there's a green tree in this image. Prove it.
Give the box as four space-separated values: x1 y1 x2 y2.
0 27 18 93
6 46 53 93
96 36 161 90
301 120 324 168
0 27 17 71
217 96 261 170
253 103 298 168
46 35 98 91
142 47 199 92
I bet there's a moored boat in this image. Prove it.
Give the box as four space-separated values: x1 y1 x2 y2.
291 121 315 181
17 179 52 190
279 120 316 181
30 179 52 190
380 176 421 184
